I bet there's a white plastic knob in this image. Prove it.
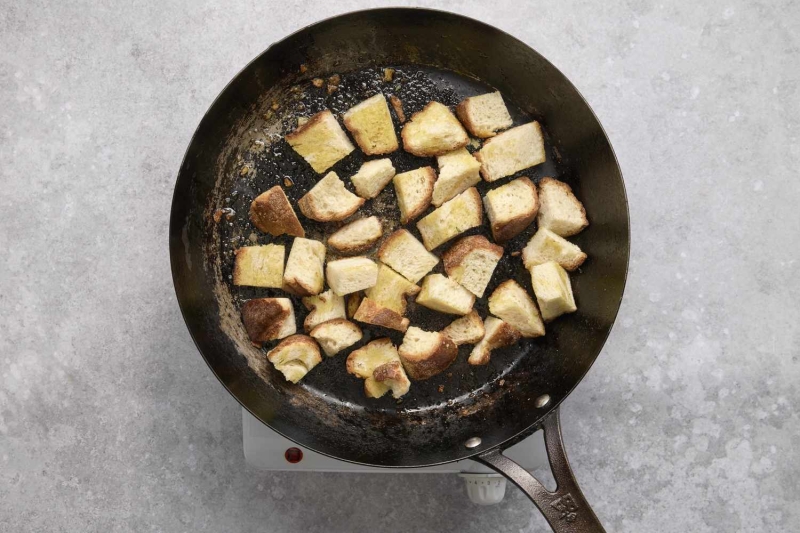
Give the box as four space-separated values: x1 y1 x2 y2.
459 473 507 505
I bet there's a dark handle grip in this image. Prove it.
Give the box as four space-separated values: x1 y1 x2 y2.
475 407 606 533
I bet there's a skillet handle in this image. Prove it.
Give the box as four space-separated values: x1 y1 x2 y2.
475 407 606 533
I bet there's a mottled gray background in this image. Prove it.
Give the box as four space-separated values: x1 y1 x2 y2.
2 0 798 531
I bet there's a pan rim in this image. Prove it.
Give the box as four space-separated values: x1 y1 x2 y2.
169 6 630 468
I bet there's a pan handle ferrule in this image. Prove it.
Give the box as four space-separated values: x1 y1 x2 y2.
475 407 606 533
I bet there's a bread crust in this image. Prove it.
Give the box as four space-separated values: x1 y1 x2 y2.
389 95 406 123
372 360 405 382
327 217 383 255
353 298 410 332
442 235 504 276
241 298 292 343
398 332 458 380
467 318 521 365
249 186 305 237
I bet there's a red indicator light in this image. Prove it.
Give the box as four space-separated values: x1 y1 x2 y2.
285 447 303 463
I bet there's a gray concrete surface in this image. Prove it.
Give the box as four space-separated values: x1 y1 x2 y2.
2 0 798 531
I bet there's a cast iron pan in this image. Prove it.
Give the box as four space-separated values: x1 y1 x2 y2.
169 8 629 532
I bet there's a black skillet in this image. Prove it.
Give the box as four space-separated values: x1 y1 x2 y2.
169 8 629 532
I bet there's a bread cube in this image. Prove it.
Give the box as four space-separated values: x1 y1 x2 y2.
249 186 305 237
377 229 439 283
285 110 355 173
350 158 396 199
536 177 589 237
298 171 365 222
346 338 410 398
442 235 503 298
475 122 546 182
352 297 410 332
309 319 362 357
393 167 435 224
343 94 398 155
468 316 521 365
401 102 469 157
326 257 378 296
483 177 539 242
233 244 285 288
398 326 458 380
433 148 482 206
456 91 513 138
416 274 475 315
365 264 420 314
416 187 483 250
530 261 577 321
283 237 326 296
488 280 545 337
267 335 322 383
327 216 383 255
240 297 296 343
302 289 345 331
443 310 485 345
522 228 587 271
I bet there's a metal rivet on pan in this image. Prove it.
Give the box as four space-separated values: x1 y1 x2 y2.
535 394 551 408
464 437 482 449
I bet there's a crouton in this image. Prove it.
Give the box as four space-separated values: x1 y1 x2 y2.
285 110 355 173
346 292 363 319
443 310 485 345
241 297 296 343
536 177 589 237
530 261 577 321
283 237 326 296
456 91 513 138
350 158 396 199
233 244 285 288
416 274 475 315
342 94 398 155
442 235 503 297
433 148 482 207
249 186 305 237
483 177 539 242
298 171 365 222
346 338 410 399
522 228 587 271
377 229 439 283
398 326 458 380
389 95 406 123
475 122 546 182
353 298 410 332
267 334 322 383
327 216 383 255
365 264 420 314
393 167 435 224
468 316 521 366
309 319 362 356
401 102 469 157
488 280 545 337
301 289 345 331
325 257 378 296
416 187 483 251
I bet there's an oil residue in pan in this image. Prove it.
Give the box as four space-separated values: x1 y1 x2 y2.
215 64 565 411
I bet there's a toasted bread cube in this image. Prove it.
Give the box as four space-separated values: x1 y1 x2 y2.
365 264 420 314
398 326 458 380
522 228 587 271
353 298 410 332
350 158 396 199
267 335 322 383
393 167 435 224
346 292 363 319
249 186 305 237
377 229 439 283
530 261 577 321
241 297 296 343
475 122 546 182
488 280 545 338
433 148 482 207
536 177 589 237
326 257 378 296
298 171 365 222
343 94 398 155
284 237 326 296
327 216 383 255
416 274 475 315
285 110 355 173
401 102 469 157
389 95 406 123
442 235 503 298
416 187 483 251
346 338 410 398
443 310 485 345
302 289 346 331
233 245 285 288
456 91 513 138
483 177 539 242
468 316 521 365
309 319 362 357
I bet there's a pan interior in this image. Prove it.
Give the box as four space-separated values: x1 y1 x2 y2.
171 8 628 467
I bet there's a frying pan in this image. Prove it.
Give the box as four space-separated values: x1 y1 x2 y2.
169 8 628 533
